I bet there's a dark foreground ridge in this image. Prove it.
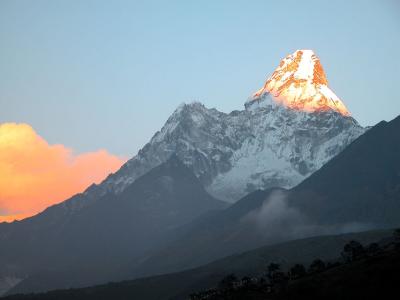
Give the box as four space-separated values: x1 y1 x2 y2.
191 249 400 300
191 229 400 300
1 229 397 300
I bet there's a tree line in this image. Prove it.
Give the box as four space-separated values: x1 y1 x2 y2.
189 229 400 300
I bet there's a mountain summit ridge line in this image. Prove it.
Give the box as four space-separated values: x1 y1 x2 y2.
85 49 364 202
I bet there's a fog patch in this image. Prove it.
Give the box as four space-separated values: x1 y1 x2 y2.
0 276 24 296
242 190 373 243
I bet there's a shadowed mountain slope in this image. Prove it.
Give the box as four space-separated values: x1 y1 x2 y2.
126 115 400 279
2 229 392 300
289 115 400 227
0 156 226 295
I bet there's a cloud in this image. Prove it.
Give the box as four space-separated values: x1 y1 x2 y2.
0 123 126 222
242 190 372 244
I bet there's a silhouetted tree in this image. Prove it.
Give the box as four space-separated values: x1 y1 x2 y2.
189 292 200 300
326 261 342 269
240 276 252 288
393 228 400 250
218 273 237 290
289 263 307 279
366 242 381 256
271 271 289 292
341 240 365 262
394 228 400 240
308 259 326 273
267 262 280 281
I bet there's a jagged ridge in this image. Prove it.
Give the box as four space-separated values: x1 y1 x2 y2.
84 50 365 202
253 50 350 116
90 97 364 202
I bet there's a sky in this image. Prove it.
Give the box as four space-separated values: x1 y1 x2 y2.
1 0 399 157
0 0 399 220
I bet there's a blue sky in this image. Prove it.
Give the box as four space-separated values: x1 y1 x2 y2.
1 0 399 156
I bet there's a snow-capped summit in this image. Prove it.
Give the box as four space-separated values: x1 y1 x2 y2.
250 50 350 116
84 51 365 202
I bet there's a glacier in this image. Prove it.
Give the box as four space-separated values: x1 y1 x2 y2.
87 92 365 202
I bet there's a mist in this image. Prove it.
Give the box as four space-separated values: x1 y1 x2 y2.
242 190 373 243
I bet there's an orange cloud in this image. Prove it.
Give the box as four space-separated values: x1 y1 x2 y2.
0 123 126 223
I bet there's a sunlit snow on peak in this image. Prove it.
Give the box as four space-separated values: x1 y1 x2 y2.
252 50 350 116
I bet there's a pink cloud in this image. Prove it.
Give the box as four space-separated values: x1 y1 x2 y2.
0 123 126 222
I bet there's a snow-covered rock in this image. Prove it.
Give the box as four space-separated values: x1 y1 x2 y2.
87 95 364 202
85 49 366 202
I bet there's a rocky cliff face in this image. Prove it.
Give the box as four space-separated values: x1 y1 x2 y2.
91 98 363 202
85 49 365 202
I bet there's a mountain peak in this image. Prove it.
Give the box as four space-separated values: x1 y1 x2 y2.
251 49 350 116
